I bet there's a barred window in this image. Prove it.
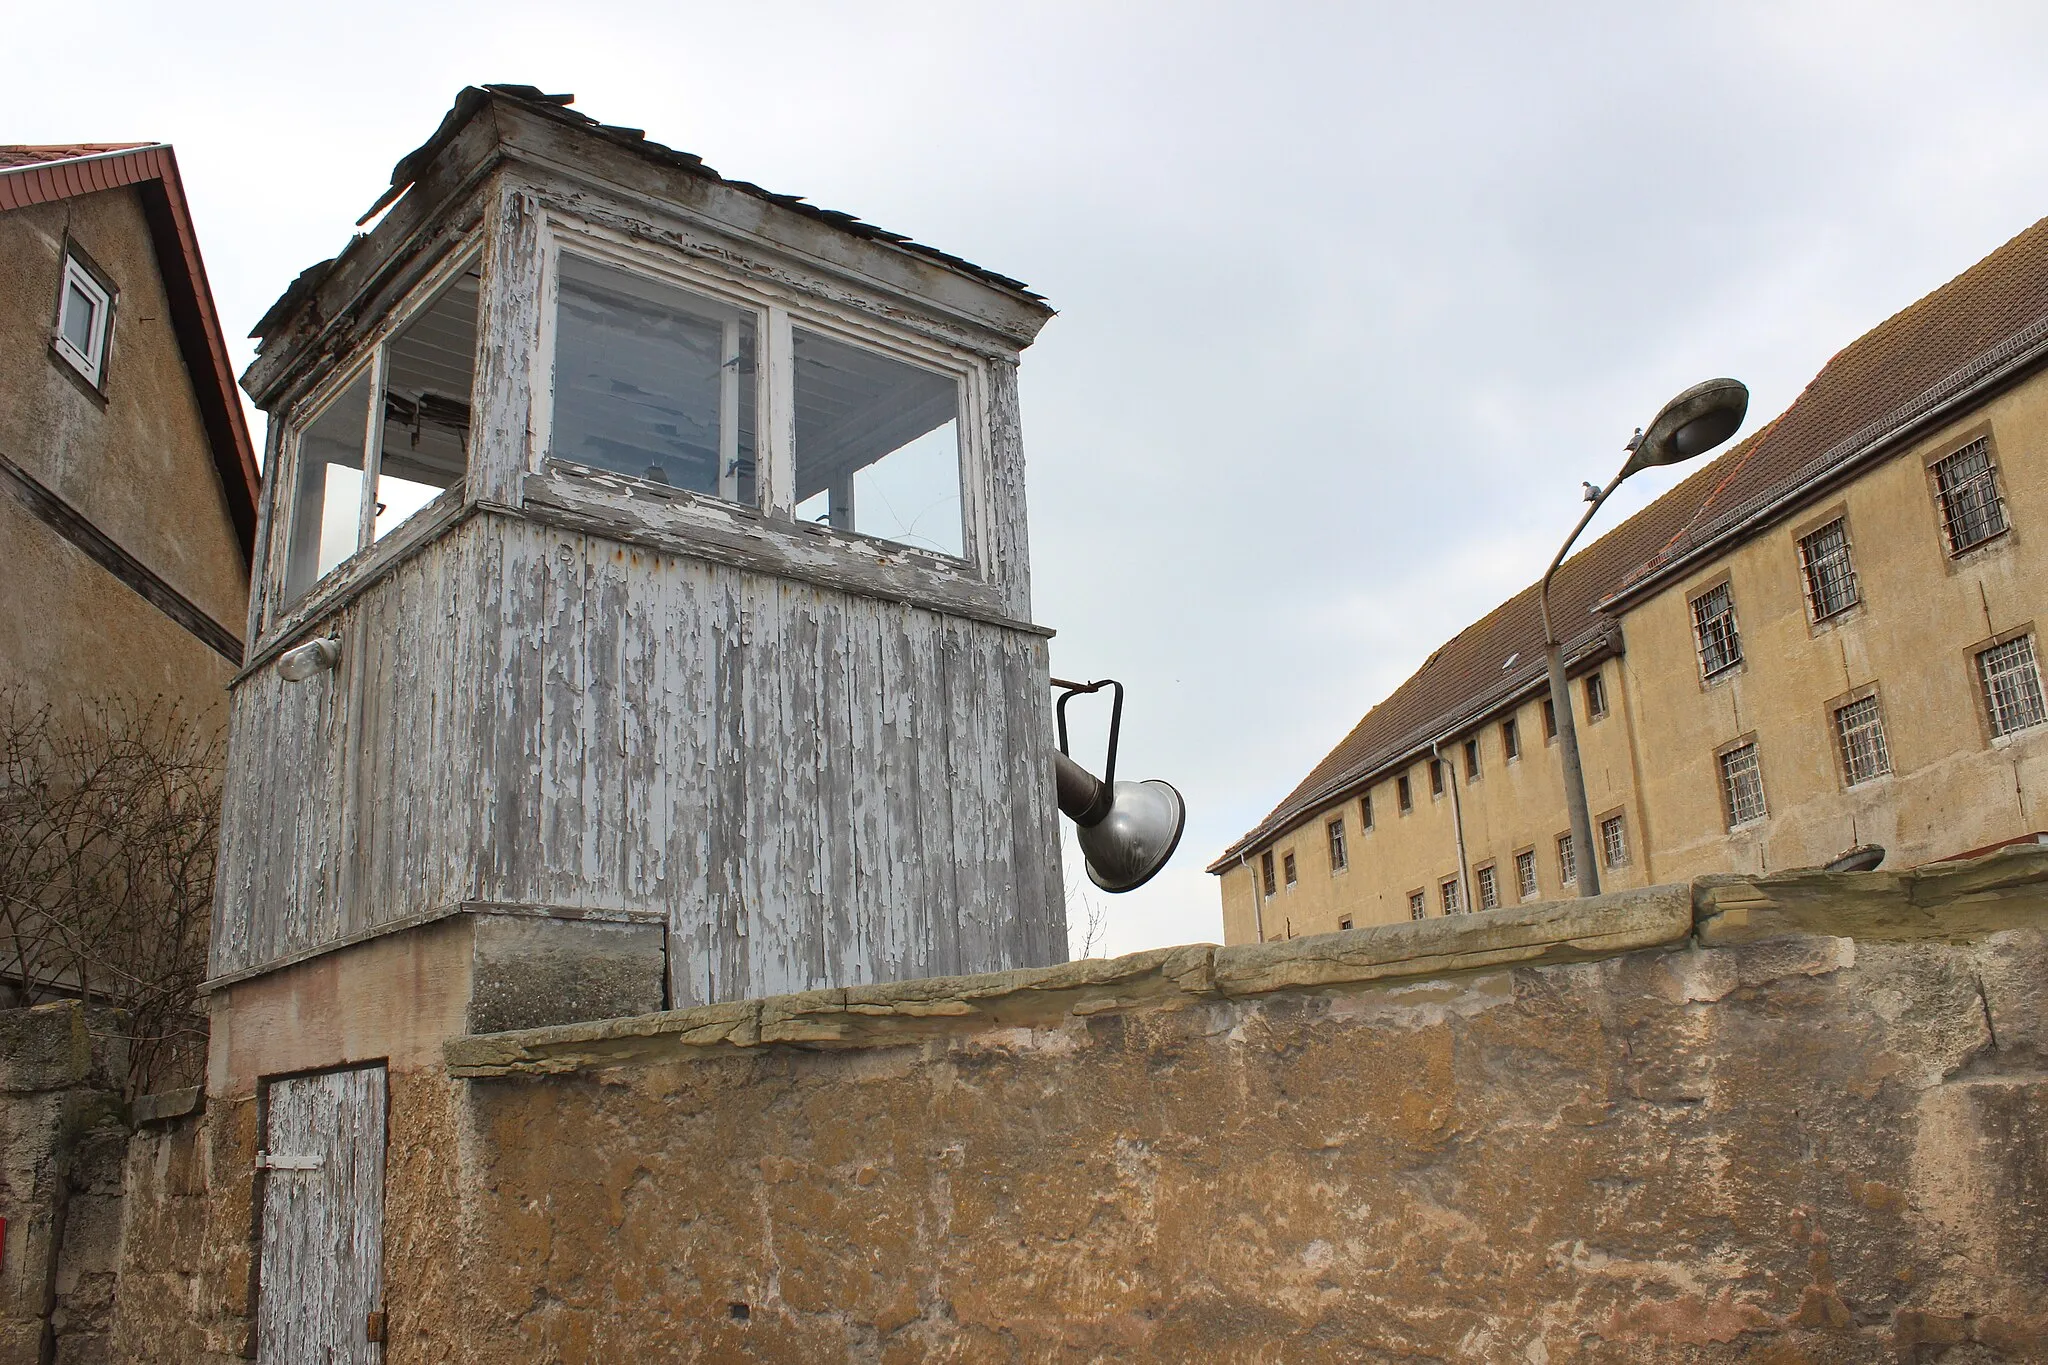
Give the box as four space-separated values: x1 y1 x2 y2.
1397 774 1413 813
1327 817 1348 871
1464 738 1481 779
1476 864 1499 910
1283 851 1299 887
1834 695 1892 785
1260 850 1276 897
1408 890 1427 920
1797 518 1860 620
1361 793 1374 830
1543 698 1558 740
1600 814 1628 869
1692 583 1743 679
1502 717 1521 760
1720 743 1767 828
1557 833 1576 886
1933 438 2008 555
1338 916 1353 931
1978 635 2048 738
1440 877 1462 913
1515 849 1538 901
1430 759 1446 798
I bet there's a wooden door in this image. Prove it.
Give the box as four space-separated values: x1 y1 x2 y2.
256 1065 388 1364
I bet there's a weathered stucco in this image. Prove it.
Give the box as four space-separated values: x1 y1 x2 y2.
114 851 2048 1362
0 187 246 726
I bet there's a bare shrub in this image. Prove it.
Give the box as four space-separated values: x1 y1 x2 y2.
0 696 221 1100
1065 860 1110 961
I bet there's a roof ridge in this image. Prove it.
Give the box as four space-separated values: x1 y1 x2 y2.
1211 209 2048 872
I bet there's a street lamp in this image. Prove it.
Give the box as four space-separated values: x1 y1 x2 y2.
1540 378 1749 896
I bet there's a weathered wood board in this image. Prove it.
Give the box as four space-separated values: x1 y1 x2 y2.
256 1064 387 1365
211 514 1068 1002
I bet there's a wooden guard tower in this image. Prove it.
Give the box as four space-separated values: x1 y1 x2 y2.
211 85 1066 1018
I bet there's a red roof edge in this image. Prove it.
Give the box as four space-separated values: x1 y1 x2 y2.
0 145 262 564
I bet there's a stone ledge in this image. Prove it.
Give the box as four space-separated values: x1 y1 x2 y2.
1694 843 2048 945
131 1086 203 1126
446 848 2048 1079
447 885 1692 1077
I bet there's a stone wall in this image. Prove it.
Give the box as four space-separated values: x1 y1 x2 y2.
0 1002 127 1365
118 851 2048 1362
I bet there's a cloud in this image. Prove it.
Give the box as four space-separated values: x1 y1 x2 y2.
14 0 2048 959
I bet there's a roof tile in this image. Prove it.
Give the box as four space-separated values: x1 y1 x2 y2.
1212 213 2048 870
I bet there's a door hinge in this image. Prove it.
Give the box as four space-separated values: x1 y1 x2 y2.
256 1151 324 1171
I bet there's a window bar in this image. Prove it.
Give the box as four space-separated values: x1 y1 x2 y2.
718 317 743 502
355 346 390 553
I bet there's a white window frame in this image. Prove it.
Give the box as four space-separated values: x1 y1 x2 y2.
269 244 482 625
533 214 991 572
54 254 114 388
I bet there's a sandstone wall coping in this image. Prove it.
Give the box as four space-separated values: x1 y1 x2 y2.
444 844 2048 1079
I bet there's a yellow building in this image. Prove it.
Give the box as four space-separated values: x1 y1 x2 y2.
0 145 258 716
1212 216 2048 944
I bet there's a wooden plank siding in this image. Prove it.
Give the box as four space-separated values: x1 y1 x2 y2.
210 513 1067 1001
256 1065 387 1365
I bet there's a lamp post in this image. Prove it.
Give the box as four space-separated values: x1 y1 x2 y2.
1540 378 1749 896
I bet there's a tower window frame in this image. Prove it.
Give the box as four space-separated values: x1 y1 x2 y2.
534 218 984 566
274 245 484 617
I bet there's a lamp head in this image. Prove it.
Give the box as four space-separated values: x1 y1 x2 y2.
1621 378 1748 478
1076 779 1187 893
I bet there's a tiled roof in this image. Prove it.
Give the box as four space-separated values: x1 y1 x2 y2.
0 144 149 172
1211 213 2048 872
0 143 261 561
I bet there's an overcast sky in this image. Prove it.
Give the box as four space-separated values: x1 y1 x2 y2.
12 1 2048 957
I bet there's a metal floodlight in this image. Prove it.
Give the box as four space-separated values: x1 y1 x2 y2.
1622 377 1749 477
1052 679 1187 894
